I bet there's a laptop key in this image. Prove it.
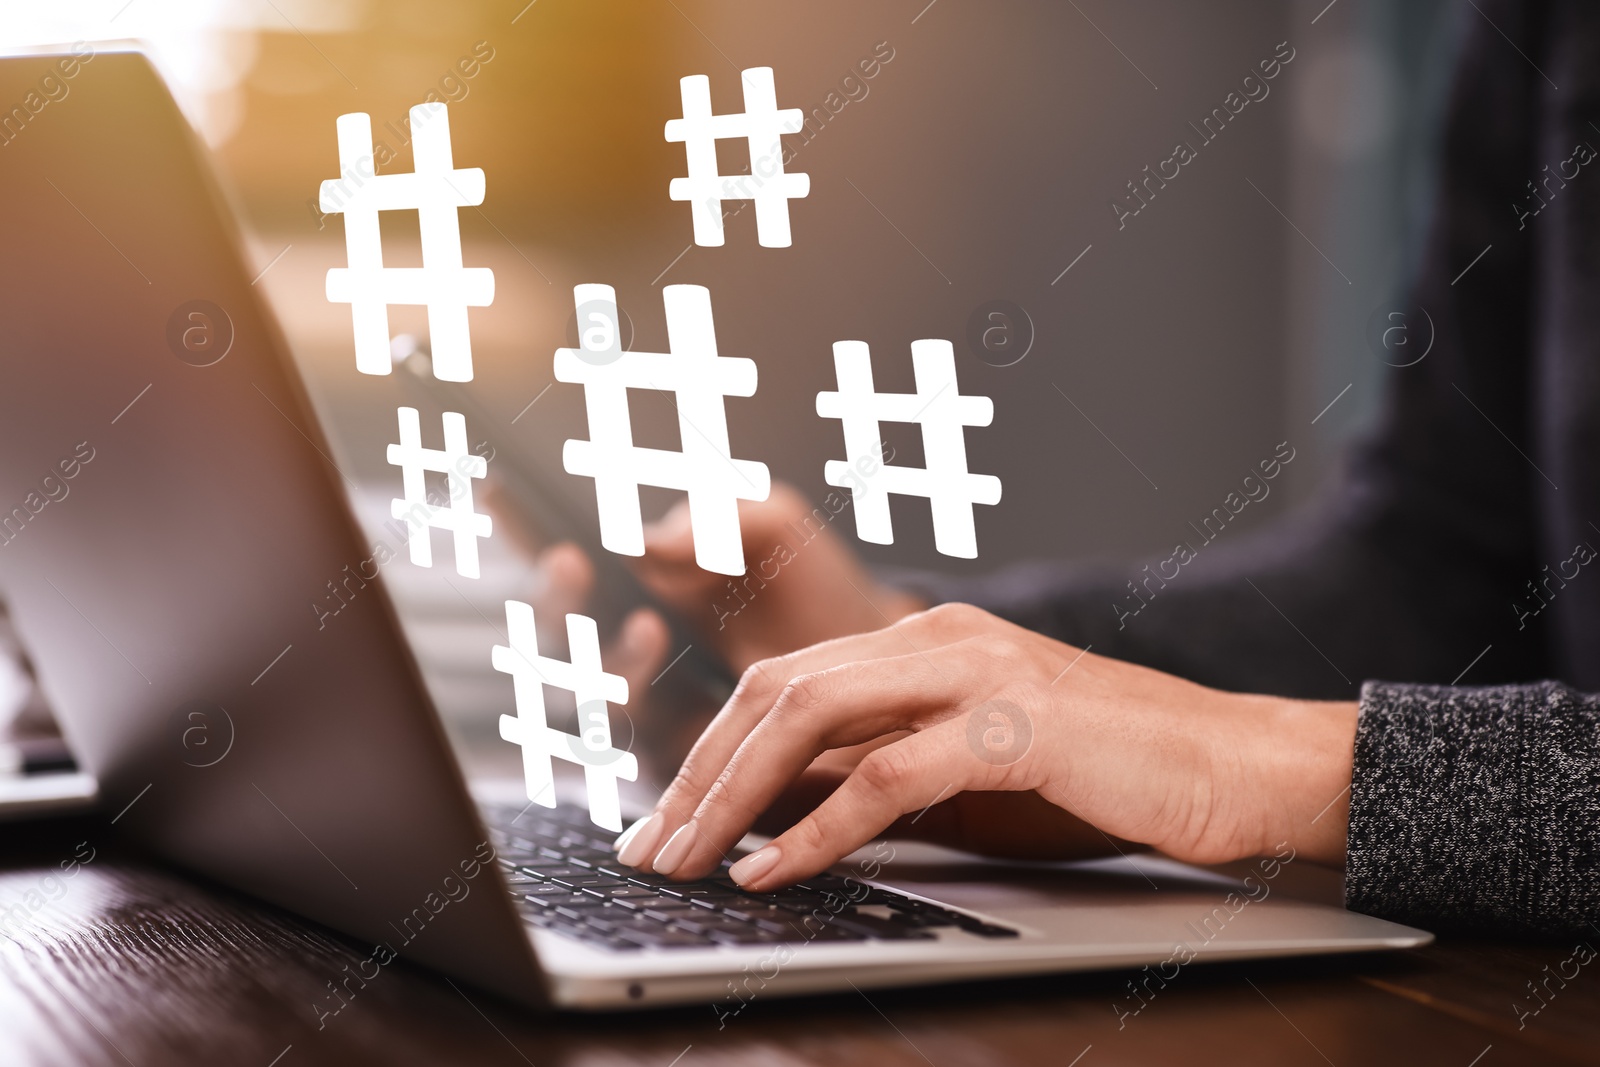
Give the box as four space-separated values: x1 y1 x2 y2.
688 897 730 912
518 885 573 907
584 900 636 918
656 885 728 901
525 865 585 880
519 853 578 866
561 896 622 912
803 875 890 901
693 886 751 900
745 889 827 911
624 872 679 888
723 903 799 923
502 871 545 885
531 887 599 908
600 884 661 900
547 873 627 889
512 863 559 877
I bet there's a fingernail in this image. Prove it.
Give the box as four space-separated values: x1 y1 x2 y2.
614 814 640 844
728 847 782 889
650 823 697 875
615 812 665 867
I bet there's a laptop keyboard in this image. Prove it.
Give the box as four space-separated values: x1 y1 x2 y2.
483 803 1018 952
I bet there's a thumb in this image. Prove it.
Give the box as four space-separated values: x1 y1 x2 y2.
641 499 696 563
609 607 672 696
637 501 722 611
529 542 595 625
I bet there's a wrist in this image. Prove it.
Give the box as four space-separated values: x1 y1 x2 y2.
1258 698 1358 865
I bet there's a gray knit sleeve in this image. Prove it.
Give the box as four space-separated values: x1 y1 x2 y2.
1346 680 1600 933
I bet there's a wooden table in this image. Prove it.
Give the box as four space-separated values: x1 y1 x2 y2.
1 816 1593 1067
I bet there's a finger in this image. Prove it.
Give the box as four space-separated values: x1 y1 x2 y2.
638 483 816 593
631 554 721 618
640 499 696 563
727 721 990 891
654 643 1007 879
627 624 961 871
642 483 811 560
742 735 904 836
633 504 732 617
607 608 670 696
530 542 594 623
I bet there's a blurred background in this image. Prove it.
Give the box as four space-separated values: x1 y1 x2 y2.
0 0 1462 757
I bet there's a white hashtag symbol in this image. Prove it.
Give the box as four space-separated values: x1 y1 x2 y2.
555 283 770 576
320 103 494 381
494 600 637 832
665 66 810 248
817 339 1002 558
387 407 492 578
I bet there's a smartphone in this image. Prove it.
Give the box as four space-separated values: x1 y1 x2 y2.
393 342 735 711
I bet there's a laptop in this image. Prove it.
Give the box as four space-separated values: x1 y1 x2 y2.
0 49 1431 1011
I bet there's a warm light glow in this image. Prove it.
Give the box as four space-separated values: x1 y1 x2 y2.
0 0 363 145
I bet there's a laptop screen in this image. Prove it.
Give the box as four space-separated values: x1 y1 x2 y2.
0 49 544 1000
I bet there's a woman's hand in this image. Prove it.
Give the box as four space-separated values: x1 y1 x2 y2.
632 482 926 674
487 482 923 681
486 481 925 776
613 603 1359 891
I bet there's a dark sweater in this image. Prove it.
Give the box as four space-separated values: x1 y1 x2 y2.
915 0 1600 934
